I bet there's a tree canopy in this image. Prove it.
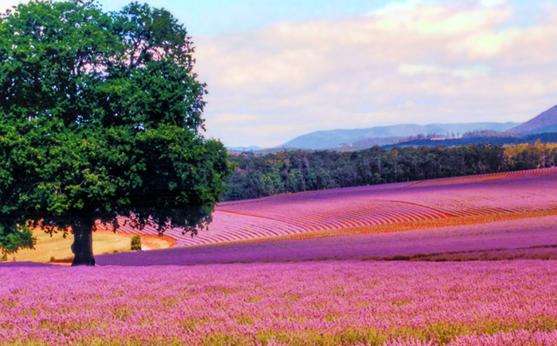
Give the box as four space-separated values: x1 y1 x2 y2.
0 1 229 265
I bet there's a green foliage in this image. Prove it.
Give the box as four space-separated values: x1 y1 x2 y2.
0 1 229 255
130 235 141 251
0 222 34 254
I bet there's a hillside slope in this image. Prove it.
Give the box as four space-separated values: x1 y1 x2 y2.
107 167 557 246
511 105 557 135
98 215 557 265
283 122 519 150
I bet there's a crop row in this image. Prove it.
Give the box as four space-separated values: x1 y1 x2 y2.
96 215 557 266
100 167 557 246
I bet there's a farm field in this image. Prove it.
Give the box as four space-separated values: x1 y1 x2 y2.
2 168 556 345
96 215 557 266
1 261 556 345
4 1 557 345
111 168 557 246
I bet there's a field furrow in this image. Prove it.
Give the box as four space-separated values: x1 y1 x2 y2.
98 168 557 246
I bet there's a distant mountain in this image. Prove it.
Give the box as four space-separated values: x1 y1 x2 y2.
283 122 519 150
341 136 406 151
510 105 557 135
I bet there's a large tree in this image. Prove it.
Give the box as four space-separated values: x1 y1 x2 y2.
0 1 229 265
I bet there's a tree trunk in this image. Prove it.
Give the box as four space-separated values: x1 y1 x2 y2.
71 219 95 266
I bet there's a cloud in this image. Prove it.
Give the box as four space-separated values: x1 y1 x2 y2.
209 113 258 126
397 63 490 79
369 0 510 36
3 0 556 147
195 0 557 147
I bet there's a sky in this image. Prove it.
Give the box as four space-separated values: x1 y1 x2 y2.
2 0 557 147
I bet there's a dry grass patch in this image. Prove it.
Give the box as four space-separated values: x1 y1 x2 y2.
7 230 173 263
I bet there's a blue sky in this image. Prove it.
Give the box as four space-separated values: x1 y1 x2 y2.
98 0 393 36
96 0 538 36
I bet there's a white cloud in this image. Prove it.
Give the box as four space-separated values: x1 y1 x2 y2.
369 0 510 36
451 30 519 58
480 0 507 7
397 63 489 79
209 113 258 126
196 0 557 147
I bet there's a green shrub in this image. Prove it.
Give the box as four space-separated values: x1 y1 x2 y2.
131 236 142 251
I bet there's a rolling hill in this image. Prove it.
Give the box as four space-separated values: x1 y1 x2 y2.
282 122 519 150
106 167 557 247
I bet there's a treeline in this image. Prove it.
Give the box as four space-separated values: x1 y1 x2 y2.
223 142 557 201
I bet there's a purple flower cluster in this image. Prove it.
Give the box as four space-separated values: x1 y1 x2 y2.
1 260 556 345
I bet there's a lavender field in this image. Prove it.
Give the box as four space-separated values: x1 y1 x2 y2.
3 0 557 345
2 261 556 345
2 169 556 345
108 168 557 246
96 215 557 266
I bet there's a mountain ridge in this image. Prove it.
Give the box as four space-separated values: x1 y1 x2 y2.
510 105 557 135
283 122 519 150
